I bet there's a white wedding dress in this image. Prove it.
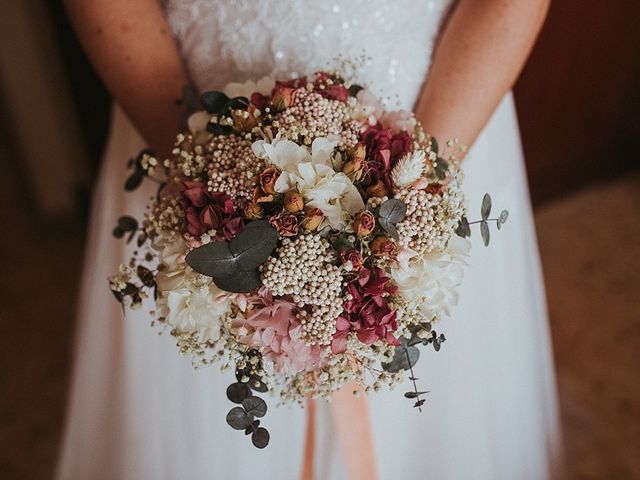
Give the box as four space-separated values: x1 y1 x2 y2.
56 1 562 479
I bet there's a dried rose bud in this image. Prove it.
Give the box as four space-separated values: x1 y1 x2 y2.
244 202 264 220
365 180 389 198
349 143 367 163
424 183 444 196
283 191 304 213
269 213 299 237
370 235 398 258
259 167 280 195
340 249 364 271
271 84 298 110
353 210 376 237
252 187 274 204
300 207 324 231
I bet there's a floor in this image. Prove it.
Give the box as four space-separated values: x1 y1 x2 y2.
0 162 638 478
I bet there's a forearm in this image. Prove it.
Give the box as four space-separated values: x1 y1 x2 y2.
64 0 189 157
415 0 549 150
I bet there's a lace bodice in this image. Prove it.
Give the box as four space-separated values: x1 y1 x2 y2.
164 0 453 109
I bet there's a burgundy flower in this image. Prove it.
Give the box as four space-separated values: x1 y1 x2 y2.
331 267 399 353
182 181 237 237
360 125 414 188
353 210 376 237
269 213 299 237
340 249 364 271
250 92 270 111
222 216 244 241
321 84 349 102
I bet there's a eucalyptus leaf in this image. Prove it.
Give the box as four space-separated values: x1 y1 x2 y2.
480 220 490 246
226 382 252 404
118 216 138 232
124 171 144 191
434 157 448 180
382 344 420 373
229 223 278 271
136 265 155 288
430 137 439 155
378 198 406 224
252 427 270 449
455 216 471 238
226 406 253 430
481 193 492 220
404 391 429 399
200 91 229 114
245 420 260 436
348 84 363 97
213 269 263 293
185 242 238 278
227 96 250 109
242 396 268 418
414 399 426 408
378 198 406 238
497 210 509 230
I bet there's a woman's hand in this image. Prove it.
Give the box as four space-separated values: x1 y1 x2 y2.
415 0 550 151
64 0 190 158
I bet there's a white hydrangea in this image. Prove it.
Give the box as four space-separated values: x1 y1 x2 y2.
252 136 365 229
391 236 471 320
154 235 232 341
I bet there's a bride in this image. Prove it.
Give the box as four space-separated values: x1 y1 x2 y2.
57 1 561 479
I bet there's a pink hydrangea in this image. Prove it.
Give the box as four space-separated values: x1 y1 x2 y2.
235 292 327 374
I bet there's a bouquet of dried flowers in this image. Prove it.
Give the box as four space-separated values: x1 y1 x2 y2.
109 71 507 448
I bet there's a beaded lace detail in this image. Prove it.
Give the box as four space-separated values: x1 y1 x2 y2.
163 0 453 109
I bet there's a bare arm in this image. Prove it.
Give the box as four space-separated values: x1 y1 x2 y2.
64 0 189 157
415 0 550 150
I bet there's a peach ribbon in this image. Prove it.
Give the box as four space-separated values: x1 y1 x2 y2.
300 384 378 480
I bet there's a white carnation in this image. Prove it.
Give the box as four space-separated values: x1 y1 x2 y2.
155 235 231 341
391 236 471 319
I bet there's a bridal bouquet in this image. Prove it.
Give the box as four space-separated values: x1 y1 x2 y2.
109 71 507 448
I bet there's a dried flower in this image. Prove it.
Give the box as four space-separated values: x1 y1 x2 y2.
353 210 376 236
391 151 425 189
370 235 398 258
365 180 389 198
340 249 364 271
271 83 298 110
269 212 299 237
259 167 280 195
283 191 304 213
300 207 324 231
244 202 264 220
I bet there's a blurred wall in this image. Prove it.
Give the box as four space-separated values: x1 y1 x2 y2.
0 1 89 218
515 0 640 202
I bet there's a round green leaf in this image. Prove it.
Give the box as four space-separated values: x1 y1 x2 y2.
213 269 263 293
252 427 270 449
480 220 490 246
382 345 420 373
226 382 252 404
229 223 278 271
242 396 267 418
185 242 238 278
200 91 229 113
226 406 253 430
481 193 492 220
